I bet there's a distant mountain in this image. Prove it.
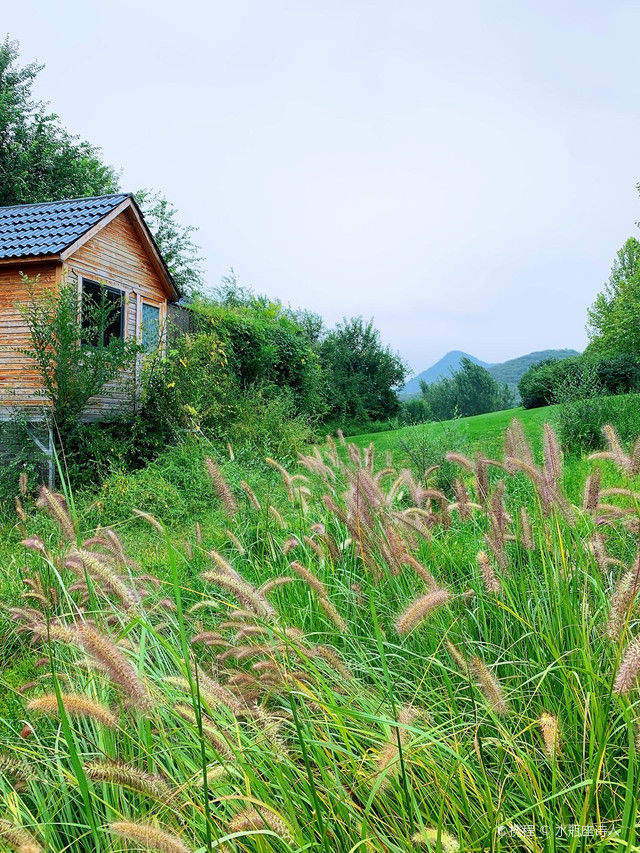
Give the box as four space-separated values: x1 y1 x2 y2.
401 351 489 397
401 348 580 399
487 350 580 396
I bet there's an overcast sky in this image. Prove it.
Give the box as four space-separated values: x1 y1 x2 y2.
5 1 640 374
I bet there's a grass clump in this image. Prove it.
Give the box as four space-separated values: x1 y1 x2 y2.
1 419 640 849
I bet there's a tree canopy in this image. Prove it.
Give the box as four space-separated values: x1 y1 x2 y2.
319 317 407 423
420 357 513 420
0 37 202 295
586 235 640 357
0 37 119 205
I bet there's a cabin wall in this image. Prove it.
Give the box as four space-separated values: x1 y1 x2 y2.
0 262 59 418
64 208 169 420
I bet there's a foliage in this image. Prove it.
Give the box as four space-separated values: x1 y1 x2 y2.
398 418 470 493
557 389 640 455
587 235 640 356
485 348 580 388
420 357 513 420
0 38 202 294
399 396 432 426
519 353 640 409
18 277 139 438
142 297 325 448
0 416 48 502
319 317 407 423
135 190 203 297
3 421 640 850
0 37 119 205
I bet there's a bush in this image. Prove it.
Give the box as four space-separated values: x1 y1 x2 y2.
398 418 470 494
399 397 432 425
519 353 640 409
226 391 315 461
557 391 640 454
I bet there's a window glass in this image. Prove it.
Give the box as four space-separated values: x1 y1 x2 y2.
141 302 161 353
82 280 124 345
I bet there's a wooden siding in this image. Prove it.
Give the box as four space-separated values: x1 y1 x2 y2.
0 207 169 420
0 263 58 417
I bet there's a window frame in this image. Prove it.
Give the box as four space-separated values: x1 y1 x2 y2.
81 277 126 346
138 295 165 354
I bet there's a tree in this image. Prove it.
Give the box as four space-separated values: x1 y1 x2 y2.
319 317 407 423
0 38 203 295
0 37 119 205
586 236 640 356
135 190 203 298
421 358 513 419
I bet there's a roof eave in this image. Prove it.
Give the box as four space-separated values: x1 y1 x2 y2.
0 253 62 266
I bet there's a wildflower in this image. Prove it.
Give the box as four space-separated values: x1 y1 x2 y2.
0 819 43 853
86 761 171 800
74 623 152 713
469 657 508 714
607 565 639 640
477 550 501 595
201 570 275 619
376 706 416 786
240 480 262 511
227 807 293 844
35 486 76 541
412 828 459 852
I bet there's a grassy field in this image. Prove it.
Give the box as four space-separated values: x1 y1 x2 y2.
1 410 640 851
350 404 560 458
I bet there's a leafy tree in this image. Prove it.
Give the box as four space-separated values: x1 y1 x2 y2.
0 38 203 295
518 353 640 409
210 268 256 308
135 190 203 298
421 358 513 419
586 236 640 356
319 317 407 423
0 37 119 205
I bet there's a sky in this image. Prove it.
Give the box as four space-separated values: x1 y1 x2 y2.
4 1 640 375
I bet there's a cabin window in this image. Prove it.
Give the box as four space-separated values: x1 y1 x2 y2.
81 279 124 345
141 302 161 353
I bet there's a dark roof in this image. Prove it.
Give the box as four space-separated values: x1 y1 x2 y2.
0 193 131 259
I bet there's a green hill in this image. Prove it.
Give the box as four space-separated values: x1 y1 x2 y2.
402 348 580 401
487 349 580 399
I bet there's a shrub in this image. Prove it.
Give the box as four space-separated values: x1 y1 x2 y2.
519 353 640 409
399 397 432 425
557 369 640 455
226 390 315 461
19 277 139 438
398 418 470 493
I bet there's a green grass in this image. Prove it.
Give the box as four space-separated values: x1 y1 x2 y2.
1 411 640 850
351 404 560 459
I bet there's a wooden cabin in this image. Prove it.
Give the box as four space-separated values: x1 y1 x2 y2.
0 193 181 421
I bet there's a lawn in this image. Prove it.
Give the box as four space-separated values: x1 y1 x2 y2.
350 404 560 459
